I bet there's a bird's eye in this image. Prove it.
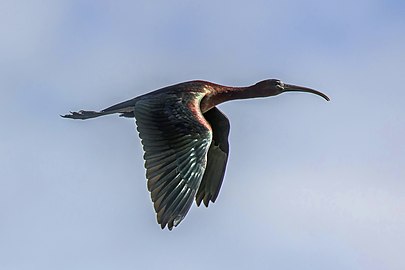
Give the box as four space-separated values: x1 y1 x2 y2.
276 80 285 89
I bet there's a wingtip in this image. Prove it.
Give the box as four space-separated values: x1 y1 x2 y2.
203 194 214 207
159 221 174 231
195 198 202 207
196 195 214 208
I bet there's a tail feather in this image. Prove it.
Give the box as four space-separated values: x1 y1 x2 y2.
101 97 138 114
61 97 138 120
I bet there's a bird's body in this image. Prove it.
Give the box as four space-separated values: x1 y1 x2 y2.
63 79 329 230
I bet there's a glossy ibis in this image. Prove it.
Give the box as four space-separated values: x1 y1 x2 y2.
62 79 329 230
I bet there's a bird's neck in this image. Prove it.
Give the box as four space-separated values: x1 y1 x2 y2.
201 84 267 112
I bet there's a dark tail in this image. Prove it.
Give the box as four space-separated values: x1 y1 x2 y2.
61 97 138 120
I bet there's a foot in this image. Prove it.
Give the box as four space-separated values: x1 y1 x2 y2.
60 110 103 120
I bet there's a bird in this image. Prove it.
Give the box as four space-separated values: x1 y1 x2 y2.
62 79 329 230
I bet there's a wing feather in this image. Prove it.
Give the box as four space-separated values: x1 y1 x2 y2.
134 94 212 230
196 107 230 207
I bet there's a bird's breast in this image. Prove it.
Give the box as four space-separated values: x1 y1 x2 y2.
200 95 214 113
186 92 212 132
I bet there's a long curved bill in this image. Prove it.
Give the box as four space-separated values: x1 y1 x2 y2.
284 84 330 101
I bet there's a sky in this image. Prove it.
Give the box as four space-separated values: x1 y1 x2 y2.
1 0 405 269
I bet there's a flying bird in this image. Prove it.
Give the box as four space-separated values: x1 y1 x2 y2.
62 79 329 230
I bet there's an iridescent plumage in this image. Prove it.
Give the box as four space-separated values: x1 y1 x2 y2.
62 79 329 230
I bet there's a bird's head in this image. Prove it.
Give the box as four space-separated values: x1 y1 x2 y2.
254 79 330 101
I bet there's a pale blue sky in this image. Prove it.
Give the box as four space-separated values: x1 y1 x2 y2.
1 0 404 269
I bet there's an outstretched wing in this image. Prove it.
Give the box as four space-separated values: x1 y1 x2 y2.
134 94 212 230
196 107 230 207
